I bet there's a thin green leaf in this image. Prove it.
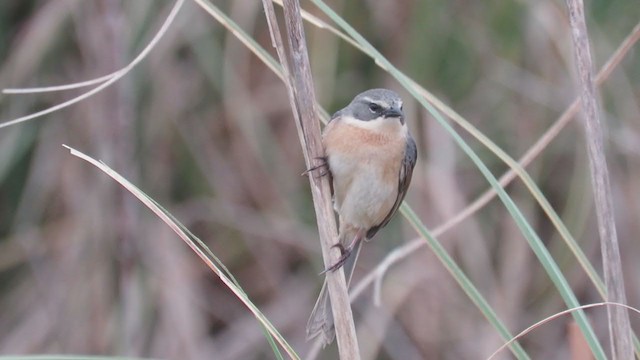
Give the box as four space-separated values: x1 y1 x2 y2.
401 204 531 360
194 1 530 358
308 0 606 358
63 145 298 360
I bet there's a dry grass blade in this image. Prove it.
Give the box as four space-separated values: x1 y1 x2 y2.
62 145 299 360
565 1 633 359
0 0 185 129
3 73 115 93
261 0 360 357
487 302 640 360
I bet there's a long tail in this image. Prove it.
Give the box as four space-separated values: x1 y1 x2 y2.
306 229 363 347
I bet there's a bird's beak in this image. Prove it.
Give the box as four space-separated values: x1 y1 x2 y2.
382 106 403 119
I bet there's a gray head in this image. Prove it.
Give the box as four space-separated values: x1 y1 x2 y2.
339 88 405 124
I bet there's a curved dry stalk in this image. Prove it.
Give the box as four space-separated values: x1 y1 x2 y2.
3 73 115 93
0 0 185 129
487 302 640 360
64 145 298 359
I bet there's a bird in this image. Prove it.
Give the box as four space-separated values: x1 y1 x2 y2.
306 88 417 346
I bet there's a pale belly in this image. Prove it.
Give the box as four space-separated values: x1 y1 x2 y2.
329 153 398 230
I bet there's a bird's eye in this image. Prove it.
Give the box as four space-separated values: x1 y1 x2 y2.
369 103 382 113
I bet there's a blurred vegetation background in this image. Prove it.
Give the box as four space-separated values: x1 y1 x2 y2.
0 0 639 359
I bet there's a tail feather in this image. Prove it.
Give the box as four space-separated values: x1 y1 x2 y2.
306 232 363 347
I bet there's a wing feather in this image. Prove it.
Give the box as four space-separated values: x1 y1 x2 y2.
366 134 417 239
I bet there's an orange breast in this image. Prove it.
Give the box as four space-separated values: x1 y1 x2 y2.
323 121 406 181
322 120 406 228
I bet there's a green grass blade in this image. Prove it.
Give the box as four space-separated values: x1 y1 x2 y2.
195 1 527 357
295 9 640 357
400 204 530 359
64 145 297 360
308 0 606 358
399 79 606 299
147 199 285 359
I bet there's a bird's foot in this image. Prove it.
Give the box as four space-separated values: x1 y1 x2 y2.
301 156 329 178
319 243 352 274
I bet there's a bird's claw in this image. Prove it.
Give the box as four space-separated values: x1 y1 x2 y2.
301 156 329 178
319 243 352 275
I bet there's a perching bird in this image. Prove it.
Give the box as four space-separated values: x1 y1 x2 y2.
306 88 417 346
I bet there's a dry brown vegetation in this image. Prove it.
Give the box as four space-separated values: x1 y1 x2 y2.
0 1 639 359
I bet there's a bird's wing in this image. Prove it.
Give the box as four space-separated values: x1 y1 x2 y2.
321 112 345 198
366 134 417 239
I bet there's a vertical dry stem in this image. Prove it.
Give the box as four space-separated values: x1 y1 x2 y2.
565 1 632 358
261 0 361 358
